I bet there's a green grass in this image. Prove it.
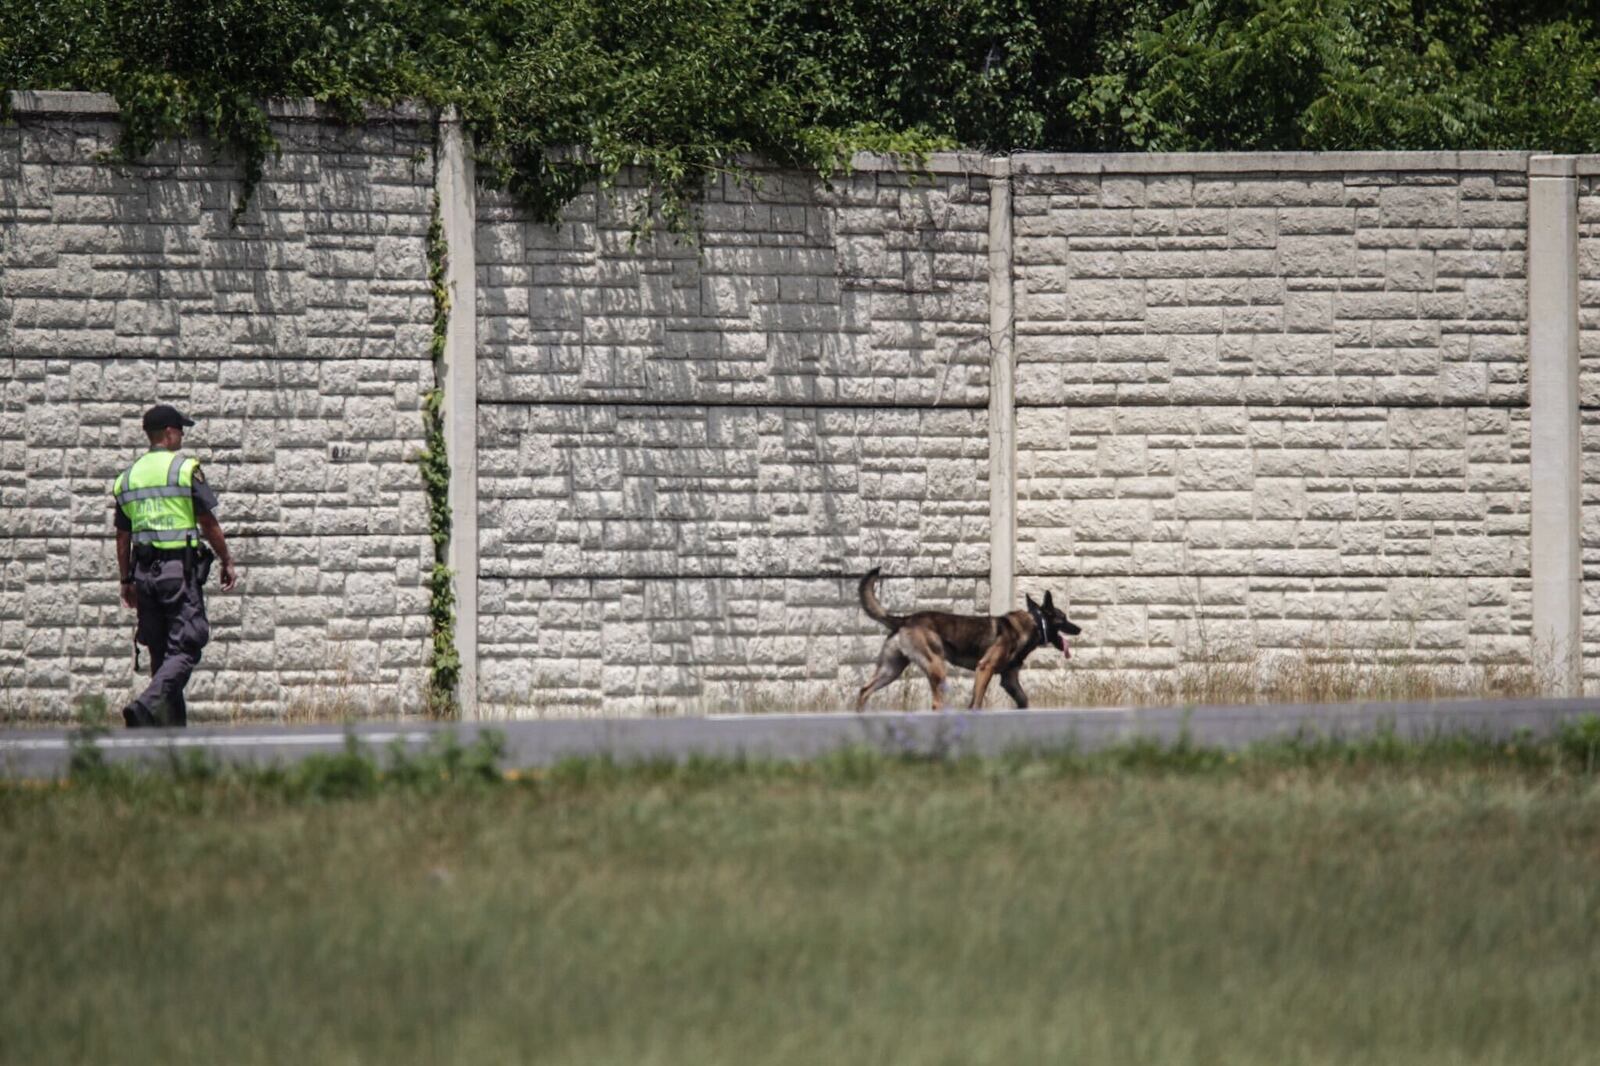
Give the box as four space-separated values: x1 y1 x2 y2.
4 729 1600 1065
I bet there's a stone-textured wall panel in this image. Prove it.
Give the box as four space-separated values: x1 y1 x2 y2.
6 117 1564 716
5 117 437 362
474 163 996 715
1014 170 1528 407
0 122 17 360
1013 164 1533 684
1579 409 1600 688
1 108 436 720
1579 179 1600 688
478 404 989 580
1 533 432 719
1021 568 1531 676
1579 178 1600 406
478 573 990 716
1018 398 1533 675
1018 404 1529 581
1017 400 1532 673
477 167 993 408
3 357 434 539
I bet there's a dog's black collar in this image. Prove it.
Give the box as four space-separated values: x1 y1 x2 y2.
1023 604 1048 654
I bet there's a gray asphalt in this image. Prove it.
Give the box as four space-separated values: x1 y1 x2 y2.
3 696 1599 779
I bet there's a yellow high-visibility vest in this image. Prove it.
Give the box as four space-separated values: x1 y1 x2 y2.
113 450 200 550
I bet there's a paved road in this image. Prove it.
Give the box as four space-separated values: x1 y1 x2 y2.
3 697 1598 779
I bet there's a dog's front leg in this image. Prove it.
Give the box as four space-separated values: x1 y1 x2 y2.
1000 668 1028 709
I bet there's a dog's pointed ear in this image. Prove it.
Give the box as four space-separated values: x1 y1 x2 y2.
1043 590 1054 611
1025 593 1038 611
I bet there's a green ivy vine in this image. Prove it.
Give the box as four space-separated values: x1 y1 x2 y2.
420 191 459 718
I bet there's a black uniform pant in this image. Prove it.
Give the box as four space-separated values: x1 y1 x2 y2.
126 557 210 728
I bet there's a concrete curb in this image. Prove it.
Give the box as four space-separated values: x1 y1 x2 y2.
4 698 1597 779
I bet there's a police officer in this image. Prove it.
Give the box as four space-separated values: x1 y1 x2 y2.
113 405 238 727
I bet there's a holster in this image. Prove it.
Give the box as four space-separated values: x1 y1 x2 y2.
192 544 216 587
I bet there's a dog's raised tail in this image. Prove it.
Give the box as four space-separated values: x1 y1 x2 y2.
858 567 906 632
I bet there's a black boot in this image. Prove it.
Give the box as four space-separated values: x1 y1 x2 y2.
122 703 157 728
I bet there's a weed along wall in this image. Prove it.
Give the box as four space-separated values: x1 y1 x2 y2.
3 92 1596 719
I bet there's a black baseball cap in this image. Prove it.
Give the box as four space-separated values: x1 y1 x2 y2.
143 404 196 432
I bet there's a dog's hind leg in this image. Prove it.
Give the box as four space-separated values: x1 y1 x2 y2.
856 645 909 711
899 630 950 711
926 667 951 711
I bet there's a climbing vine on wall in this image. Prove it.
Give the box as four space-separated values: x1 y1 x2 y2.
419 191 459 718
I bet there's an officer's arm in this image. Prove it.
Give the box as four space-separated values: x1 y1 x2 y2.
196 513 238 591
116 529 135 608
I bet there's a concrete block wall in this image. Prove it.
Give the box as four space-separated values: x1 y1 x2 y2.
474 166 994 714
1578 169 1600 688
1011 159 1535 683
2 96 437 720
5 94 1593 718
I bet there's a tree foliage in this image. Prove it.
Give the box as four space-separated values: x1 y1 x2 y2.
1123 0 1600 151
3 0 1598 224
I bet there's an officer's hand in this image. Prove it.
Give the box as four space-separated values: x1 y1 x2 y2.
220 560 239 592
120 582 137 610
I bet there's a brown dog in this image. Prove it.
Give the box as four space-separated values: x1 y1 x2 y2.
855 567 1082 711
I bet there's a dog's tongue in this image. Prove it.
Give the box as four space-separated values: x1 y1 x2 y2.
1055 633 1071 658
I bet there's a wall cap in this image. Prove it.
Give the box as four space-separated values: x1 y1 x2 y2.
6 89 433 124
6 97 1546 178
1531 156 1579 178
1009 150 1532 175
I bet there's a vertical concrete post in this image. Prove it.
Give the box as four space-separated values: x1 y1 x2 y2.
1528 156 1582 695
988 155 1017 616
438 108 479 717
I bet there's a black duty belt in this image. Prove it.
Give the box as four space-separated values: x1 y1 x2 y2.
133 546 192 562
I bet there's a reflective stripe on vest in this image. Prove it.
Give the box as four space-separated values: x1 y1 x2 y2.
133 528 201 544
114 451 199 549
115 485 191 505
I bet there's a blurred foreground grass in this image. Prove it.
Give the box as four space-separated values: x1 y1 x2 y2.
3 726 1600 1065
